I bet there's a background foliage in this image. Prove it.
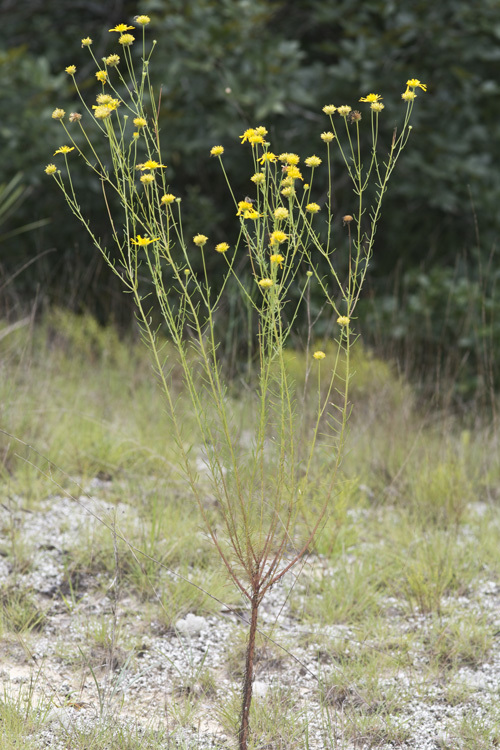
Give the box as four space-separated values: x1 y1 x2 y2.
1 0 499 398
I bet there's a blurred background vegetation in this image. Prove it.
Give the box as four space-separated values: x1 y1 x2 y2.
1 0 499 405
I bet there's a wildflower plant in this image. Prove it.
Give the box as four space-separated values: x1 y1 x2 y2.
47 17 424 750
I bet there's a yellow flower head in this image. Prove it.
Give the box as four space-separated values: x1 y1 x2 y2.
210 145 224 156
279 152 300 165
119 33 135 46
215 242 230 253
251 173 265 184
109 23 135 32
285 165 303 181
359 93 382 103
305 155 322 168
134 15 151 25
51 108 65 120
44 164 57 175
193 234 208 247
81 37 92 47
306 203 321 213
243 209 261 220
406 79 427 91
248 134 264 145
96 94 113 105
254 126 268 136
239 128 255 144
138 159 167 170
321 131 335 142
269 230 287 246
258 152 277 164
337 105 352 117
140 173 155 184
54 145 75 155
236 200 254 216
281 186 294 198
401 90 416 101
133 117 147 128
94 105 113 119
65 65 76 75
274 207 289 220
95 70 108 83
161 193 176 205
270 253 284 266
105 54 120 67
322 105 337 115
130 234 159 246
337 316 350 326
371 102 385 112
313 351 326 360
258 278 273 289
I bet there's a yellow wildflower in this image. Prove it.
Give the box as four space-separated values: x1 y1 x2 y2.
243 209 261 220
193 234 208 247
337 316 350 326
279 153 300 165
359 93 382 102
322 105 337 115
248 134 264 145
258 278 273 289
371 102 385 112
133 117 147 128
236 200 254 216
81 37 92 47
94 105 113 119
274 207 289 220
401 90 416 101
134 15 151 25
269 230 287 245
109 23 135 32
137 160 167 170
258 152 277 164
140 174 155 184
281 187 294 198
305 155 322 168
54 145 74 155
270 253 284 266
96 94 113 105
215 242 230 253
306 203 320 213
119 33 135 46
44 164 57 175
254 126 268 136
65 65 76 75
313 351 326 360
337 105 352 117
285 166 303 181
130 235 159 246
251 173 265 184
161 194 176 205
406 79 427 91
210 145 224 156
51 108 65 120
105 54 120 67
239 128 255 144
321 132 335 142
95 70 108 83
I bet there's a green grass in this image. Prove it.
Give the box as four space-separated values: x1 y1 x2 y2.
1 310 500 748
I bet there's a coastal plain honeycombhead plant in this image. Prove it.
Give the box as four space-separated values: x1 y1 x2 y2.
45 14 425 750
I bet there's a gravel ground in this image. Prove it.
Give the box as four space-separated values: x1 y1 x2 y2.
1 485 500 749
